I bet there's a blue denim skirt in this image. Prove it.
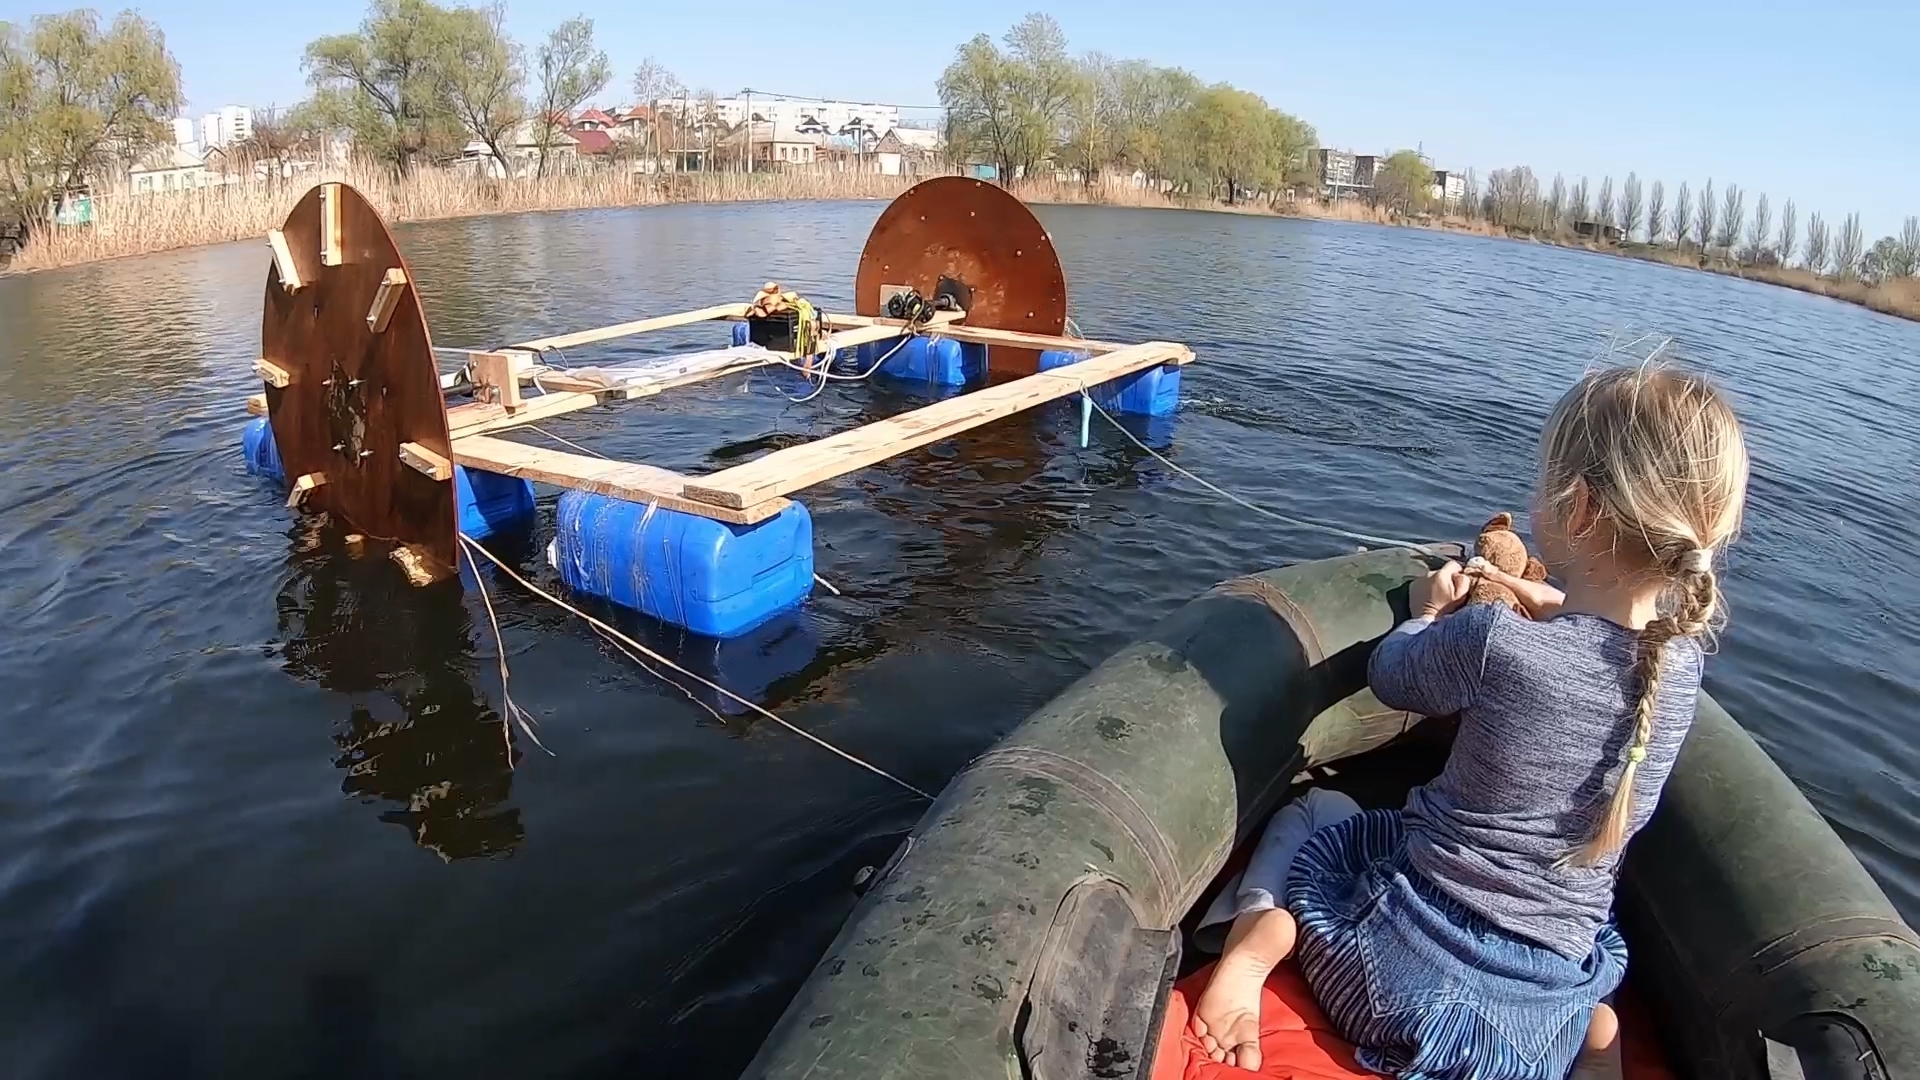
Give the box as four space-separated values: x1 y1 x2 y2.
1285 809 1627 1080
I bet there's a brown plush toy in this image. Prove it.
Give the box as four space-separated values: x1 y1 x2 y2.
1465 512 1550 616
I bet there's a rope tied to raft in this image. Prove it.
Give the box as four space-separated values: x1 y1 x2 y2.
1073 390 1448 557
457 532 934 801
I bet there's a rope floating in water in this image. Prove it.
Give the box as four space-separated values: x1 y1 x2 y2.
458 532 933 801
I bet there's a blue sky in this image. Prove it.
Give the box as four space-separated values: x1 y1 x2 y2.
10 0 1916 237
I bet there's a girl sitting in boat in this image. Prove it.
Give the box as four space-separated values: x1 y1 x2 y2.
1189 364 1750 1080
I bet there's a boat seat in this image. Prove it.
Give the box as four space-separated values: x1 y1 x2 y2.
1151 960 1678 1080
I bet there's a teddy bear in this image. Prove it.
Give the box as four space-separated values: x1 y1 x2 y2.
1464 512 1549 615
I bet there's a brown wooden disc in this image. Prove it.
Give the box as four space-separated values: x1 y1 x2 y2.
262 183 455 573
855 177 1067 376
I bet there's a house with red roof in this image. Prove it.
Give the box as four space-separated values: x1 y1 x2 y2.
574 108 618 131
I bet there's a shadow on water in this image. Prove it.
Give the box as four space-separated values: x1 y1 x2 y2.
274 522 527 862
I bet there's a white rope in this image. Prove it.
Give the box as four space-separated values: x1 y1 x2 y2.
457 532 933 801
458 543 553 759
1078 391 1446 557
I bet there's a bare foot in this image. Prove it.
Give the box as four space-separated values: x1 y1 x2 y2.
1567 1002 1622 1080
1191 908 1297 1071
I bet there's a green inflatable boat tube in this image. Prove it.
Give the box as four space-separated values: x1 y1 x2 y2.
743 549 1919 1080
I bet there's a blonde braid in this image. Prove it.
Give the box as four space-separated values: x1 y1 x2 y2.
1569 562 1720 866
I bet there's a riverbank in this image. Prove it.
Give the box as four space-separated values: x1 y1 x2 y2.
6 166 1914 323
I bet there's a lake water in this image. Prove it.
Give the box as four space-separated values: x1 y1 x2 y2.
2 201 1915 1078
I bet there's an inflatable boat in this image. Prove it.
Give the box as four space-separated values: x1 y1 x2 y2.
743 548 1919 1080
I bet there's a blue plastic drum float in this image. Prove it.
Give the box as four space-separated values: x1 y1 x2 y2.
239 177 1193 639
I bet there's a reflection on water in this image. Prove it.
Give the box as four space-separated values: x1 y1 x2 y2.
274 529 526 862
2 201 1918 1078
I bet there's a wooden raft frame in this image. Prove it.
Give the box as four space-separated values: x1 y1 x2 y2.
248 177 1195 557
433 307 1189 524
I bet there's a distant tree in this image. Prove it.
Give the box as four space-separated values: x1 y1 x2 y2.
1744 192 1772 264
1670 181 1692 248
1776 199 1797 266
1900 216 1920 277
303 0 458 171
630 57 681 171
1714 183 1743 252
1833 212 1864 278
1619 172 1643 241
532 15 609 178
1373 149 1432 215
1803 212 1829 274
1695 179 1716 256
1459 168 1480 219
1569 176 1590 226
436 2 522 173
1060 51 1111 185
1645 180 1666 245
1545 173 1567 234
1485 165 1540 229
237 106 307 184
0 8 184 221
1594 175 1614 230
1862 236 1914 283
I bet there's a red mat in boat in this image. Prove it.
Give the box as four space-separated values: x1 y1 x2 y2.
1151 960 1676 1080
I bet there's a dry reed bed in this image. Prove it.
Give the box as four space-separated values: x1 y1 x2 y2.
10 167 1917 323
5 166 926 272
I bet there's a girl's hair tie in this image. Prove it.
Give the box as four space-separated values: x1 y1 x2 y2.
1679 548 1713 574
1627 745 1648 764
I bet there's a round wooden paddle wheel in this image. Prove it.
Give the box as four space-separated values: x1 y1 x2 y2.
261 183 456 574
855 177 1068 376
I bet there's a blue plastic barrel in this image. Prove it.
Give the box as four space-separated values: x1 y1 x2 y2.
242 416 285 483
455 466 536 542
861 337 986 387
550 490 814 639
731 321 750 347
1038 348 1182 417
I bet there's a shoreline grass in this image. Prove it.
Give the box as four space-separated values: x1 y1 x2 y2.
7 165 1915 323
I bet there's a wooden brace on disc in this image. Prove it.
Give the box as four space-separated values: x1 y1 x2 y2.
399 441 453 482
267 229 302 292
320 184 343 267
286 471 327 508
254 358 291 388
367 268 408 333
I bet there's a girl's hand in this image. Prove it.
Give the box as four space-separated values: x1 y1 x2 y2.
1465 557 1567 619
1410 561 1472 620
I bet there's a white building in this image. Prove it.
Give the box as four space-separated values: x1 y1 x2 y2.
198 106 254 150
170 117 196 147
657 95 900 140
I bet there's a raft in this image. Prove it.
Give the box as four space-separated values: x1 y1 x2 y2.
743 548 1920 1080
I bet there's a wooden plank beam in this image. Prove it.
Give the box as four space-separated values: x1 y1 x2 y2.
246 393 268 416
320 183 343 266
507 303 749 353
530 348 775 396
450 346 781 437
681 340 1194 509
450 434 792 525
931 325 1135 356
366 267 408 333
449 389 608 438
267 229 302 292
399 441 453 481
254 358 291 388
